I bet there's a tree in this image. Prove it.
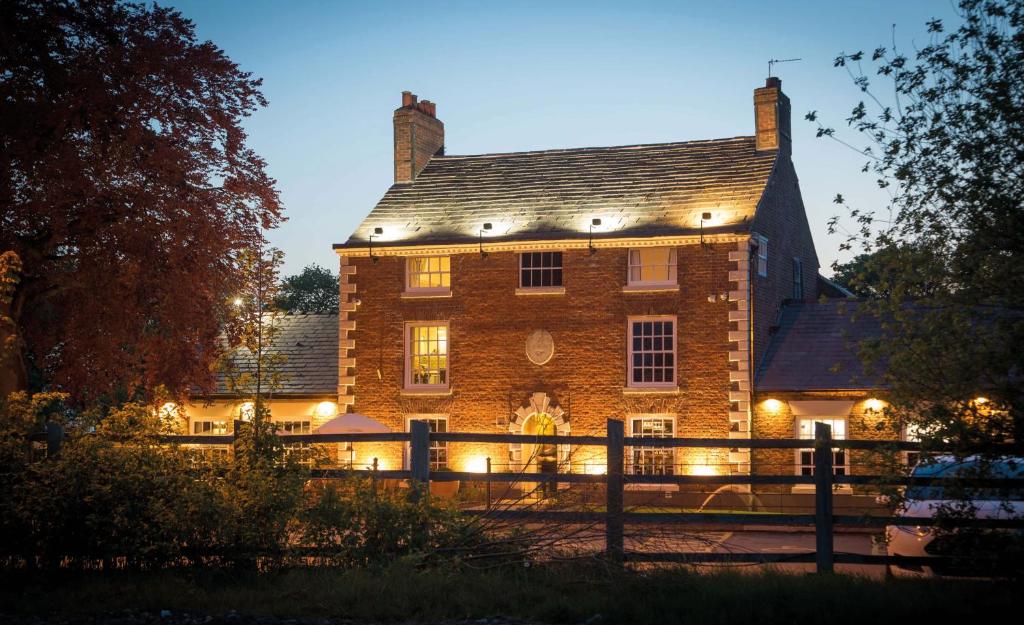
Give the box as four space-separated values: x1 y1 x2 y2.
274 264 339 314
808 1 1023 448
829 247 945 299
0 0 282 402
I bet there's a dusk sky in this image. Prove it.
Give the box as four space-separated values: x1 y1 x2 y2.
167 0 961 277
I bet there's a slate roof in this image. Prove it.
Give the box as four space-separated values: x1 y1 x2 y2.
338 137 777 247
206 313 338 397
756 300 883 392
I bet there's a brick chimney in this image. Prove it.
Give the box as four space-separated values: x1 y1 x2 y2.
754 77 791 155
394 91 445 183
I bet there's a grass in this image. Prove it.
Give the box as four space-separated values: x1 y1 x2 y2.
1 562 1020 624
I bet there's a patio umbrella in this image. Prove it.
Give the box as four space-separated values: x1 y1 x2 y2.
316 412 391 434
316 413 391 468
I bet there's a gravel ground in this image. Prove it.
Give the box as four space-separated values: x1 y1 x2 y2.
0 614 544 625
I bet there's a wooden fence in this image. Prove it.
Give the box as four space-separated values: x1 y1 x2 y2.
94 419 1024 573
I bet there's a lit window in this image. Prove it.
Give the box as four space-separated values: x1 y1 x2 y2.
629 417 675 476
628 248 677 286
406 323 449 388
406 416 448 471
193 420 229 435
187 446 231 467
792 257 803 299
406 256 451 293
520 252 563 288
277 420 311 435
755 234 768 277
796 418 847 476
278 420 313 466
628 317 676 387
903 422 922 467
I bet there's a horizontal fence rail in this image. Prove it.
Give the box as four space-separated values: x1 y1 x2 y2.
35 419 1024 574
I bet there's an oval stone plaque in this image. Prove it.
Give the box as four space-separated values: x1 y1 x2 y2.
526 330 554 365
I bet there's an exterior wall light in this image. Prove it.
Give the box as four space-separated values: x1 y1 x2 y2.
158 402 180 420
588 218 602 254
239 401 255 421
465 455 490 473
232 297 243 307
700 211 713 247
369 227 383 263
479 222 492 257
864 398 885 413
762 398 783 413
315 401 338 419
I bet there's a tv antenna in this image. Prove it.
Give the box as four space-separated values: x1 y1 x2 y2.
767 57 802 77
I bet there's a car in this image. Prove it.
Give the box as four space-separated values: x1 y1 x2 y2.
886 456 1024 577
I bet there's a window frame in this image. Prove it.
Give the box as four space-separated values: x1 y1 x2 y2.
404 255 451 296
276 419 314 466
791 257 803 299
405 415 449 471
754 234 769 278
627 315 678 389
192 419 231 435
627 247 678 288
518 251 564 290
404 321 450 391
794 417 849 477
628 415 677 477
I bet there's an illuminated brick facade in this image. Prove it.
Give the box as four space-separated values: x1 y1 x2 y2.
335 81 827 480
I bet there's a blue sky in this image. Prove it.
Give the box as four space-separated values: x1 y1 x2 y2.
167 0 960 277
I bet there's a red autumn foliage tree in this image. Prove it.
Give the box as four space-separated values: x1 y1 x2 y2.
0 0 283 401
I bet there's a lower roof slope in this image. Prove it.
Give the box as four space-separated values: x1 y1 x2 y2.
203 313 339 398
756 300 882 392
339 137 777 248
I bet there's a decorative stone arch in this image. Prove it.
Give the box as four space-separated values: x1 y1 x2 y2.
508 392 570 472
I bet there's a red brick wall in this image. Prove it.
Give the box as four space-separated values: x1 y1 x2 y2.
749 156 820 365
345 244 737 474
393 106 444 183
751 392 897 493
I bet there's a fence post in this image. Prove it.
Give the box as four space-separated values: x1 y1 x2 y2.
409 419 430 502
485 456 492 511
814 421 834 574
45 422 63 456
606 418 625 564
371 457 379 497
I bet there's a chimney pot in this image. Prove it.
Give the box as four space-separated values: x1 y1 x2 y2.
402 91 417 107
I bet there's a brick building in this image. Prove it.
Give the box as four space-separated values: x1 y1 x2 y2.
328 78 899 491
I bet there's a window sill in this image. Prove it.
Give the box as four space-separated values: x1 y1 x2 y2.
401 388 453 397
401 290 452 299
515 286 566 296
625 483 680 492
622 284 679 294
791 484 853 494
622 386 680 395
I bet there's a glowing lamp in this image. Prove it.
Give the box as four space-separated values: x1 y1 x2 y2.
315 401 338 419
762 398 783 413
865 398 885 412
158 402 180 419
232 297 243 307
465 455 490 473
974 396 989 405
690 464 717 477
239 401 255 421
